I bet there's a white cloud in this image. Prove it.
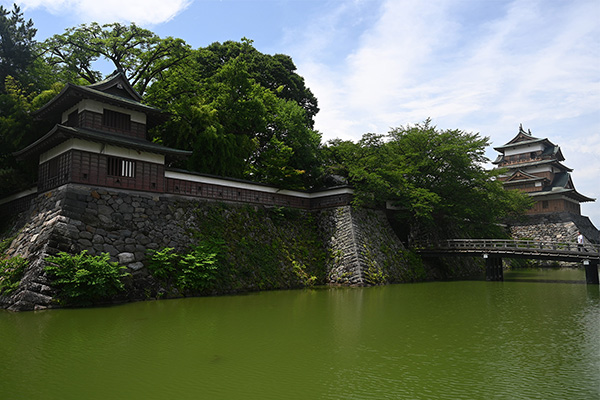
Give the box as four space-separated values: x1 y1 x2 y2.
16 0 192 25
296 0 599 142
293 0 599 223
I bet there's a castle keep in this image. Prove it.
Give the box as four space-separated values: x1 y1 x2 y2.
493 125 594 215
494 125 598 245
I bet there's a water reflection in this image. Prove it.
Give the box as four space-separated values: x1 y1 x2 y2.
0 269 598 400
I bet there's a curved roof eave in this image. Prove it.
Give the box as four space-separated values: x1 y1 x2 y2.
529 188 595 203
500 159 573 172
493 137 556 152
14 124 191 161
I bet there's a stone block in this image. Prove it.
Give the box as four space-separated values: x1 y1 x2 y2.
78 238 92 247
103 244 118 256
98 214 112 224
92 235 105 244
118 252 135 264
128 262 144 271
97 205 113 216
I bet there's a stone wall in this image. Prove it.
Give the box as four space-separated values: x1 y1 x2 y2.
509 212 600 245
318 206 428 285
1 184 424 311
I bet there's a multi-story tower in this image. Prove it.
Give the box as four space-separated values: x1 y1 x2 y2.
493 125 594 215
14 71 191 193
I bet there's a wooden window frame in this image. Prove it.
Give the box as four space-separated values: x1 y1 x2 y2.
102 109 131 131
107 156 135 178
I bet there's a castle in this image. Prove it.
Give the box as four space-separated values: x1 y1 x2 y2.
493 124 594 215
494 125 598 244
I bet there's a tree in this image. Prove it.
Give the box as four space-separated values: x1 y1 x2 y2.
194 39 319 127
42 22 190 95
0 4 36 93
146 43 322 189
324 119 532 238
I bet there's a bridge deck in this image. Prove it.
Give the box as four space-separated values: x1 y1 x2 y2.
416 239 600 263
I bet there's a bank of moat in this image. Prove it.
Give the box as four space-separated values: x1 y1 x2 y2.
2 183 449 311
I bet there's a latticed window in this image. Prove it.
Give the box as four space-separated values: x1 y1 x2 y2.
102 109 131 131
107 157 135 178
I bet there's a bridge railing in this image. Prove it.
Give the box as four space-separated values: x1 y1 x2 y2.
415 239 600 256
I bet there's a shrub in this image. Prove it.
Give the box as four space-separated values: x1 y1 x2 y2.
0 232 18 255
146 243 219 293
145 247 178 283
0 256 28 296
177 244 218 291
44 251 130 305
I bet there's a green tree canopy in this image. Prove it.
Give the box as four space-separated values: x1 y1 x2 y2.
193 40 319 127
0 4 36 93
324 119 532 238
145 40 322 189
42 22 190 95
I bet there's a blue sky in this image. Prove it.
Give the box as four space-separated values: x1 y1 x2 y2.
5 0 600 225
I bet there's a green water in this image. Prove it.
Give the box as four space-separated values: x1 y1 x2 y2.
1 269 598 400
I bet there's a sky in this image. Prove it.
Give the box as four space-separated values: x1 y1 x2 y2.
5 0 600 226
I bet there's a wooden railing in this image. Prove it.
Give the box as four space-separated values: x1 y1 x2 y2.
415 239 600 259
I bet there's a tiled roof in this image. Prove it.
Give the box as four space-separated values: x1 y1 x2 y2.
32 74 168 129
499 158 572 172
15 124 191 160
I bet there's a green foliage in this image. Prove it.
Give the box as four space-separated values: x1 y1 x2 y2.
42 22 190 94
0 4 36 92
188 39 318 126
145 247 178 283
44 251 130 305
190 203 327 291
145 39 322 189
364 264 388 286
177 244 218 291
292 260 317 287
0 232 16 255
324 119 532 238
0 255 27 296
0 76 57 195
146 243 219 293
403 250 427 281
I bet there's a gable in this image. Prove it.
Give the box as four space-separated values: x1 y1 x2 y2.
87 71 142 102
505 124 540 146
505 170 543 182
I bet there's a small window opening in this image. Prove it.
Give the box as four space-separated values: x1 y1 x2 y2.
102 109 131 131
107 157 135 178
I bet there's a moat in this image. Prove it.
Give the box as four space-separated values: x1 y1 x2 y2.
1 268 598 400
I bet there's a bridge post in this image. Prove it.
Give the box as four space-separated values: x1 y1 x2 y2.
484 255 503 281
583 260 599 285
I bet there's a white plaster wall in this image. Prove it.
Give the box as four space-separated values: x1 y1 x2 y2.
61 99 146 124
39 138 164 164
164 170 353 199
504 143 544 156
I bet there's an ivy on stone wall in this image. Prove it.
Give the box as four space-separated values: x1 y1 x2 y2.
189 203 328 292
0 256 27 296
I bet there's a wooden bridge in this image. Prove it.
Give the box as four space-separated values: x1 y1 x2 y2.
415 239 600 284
